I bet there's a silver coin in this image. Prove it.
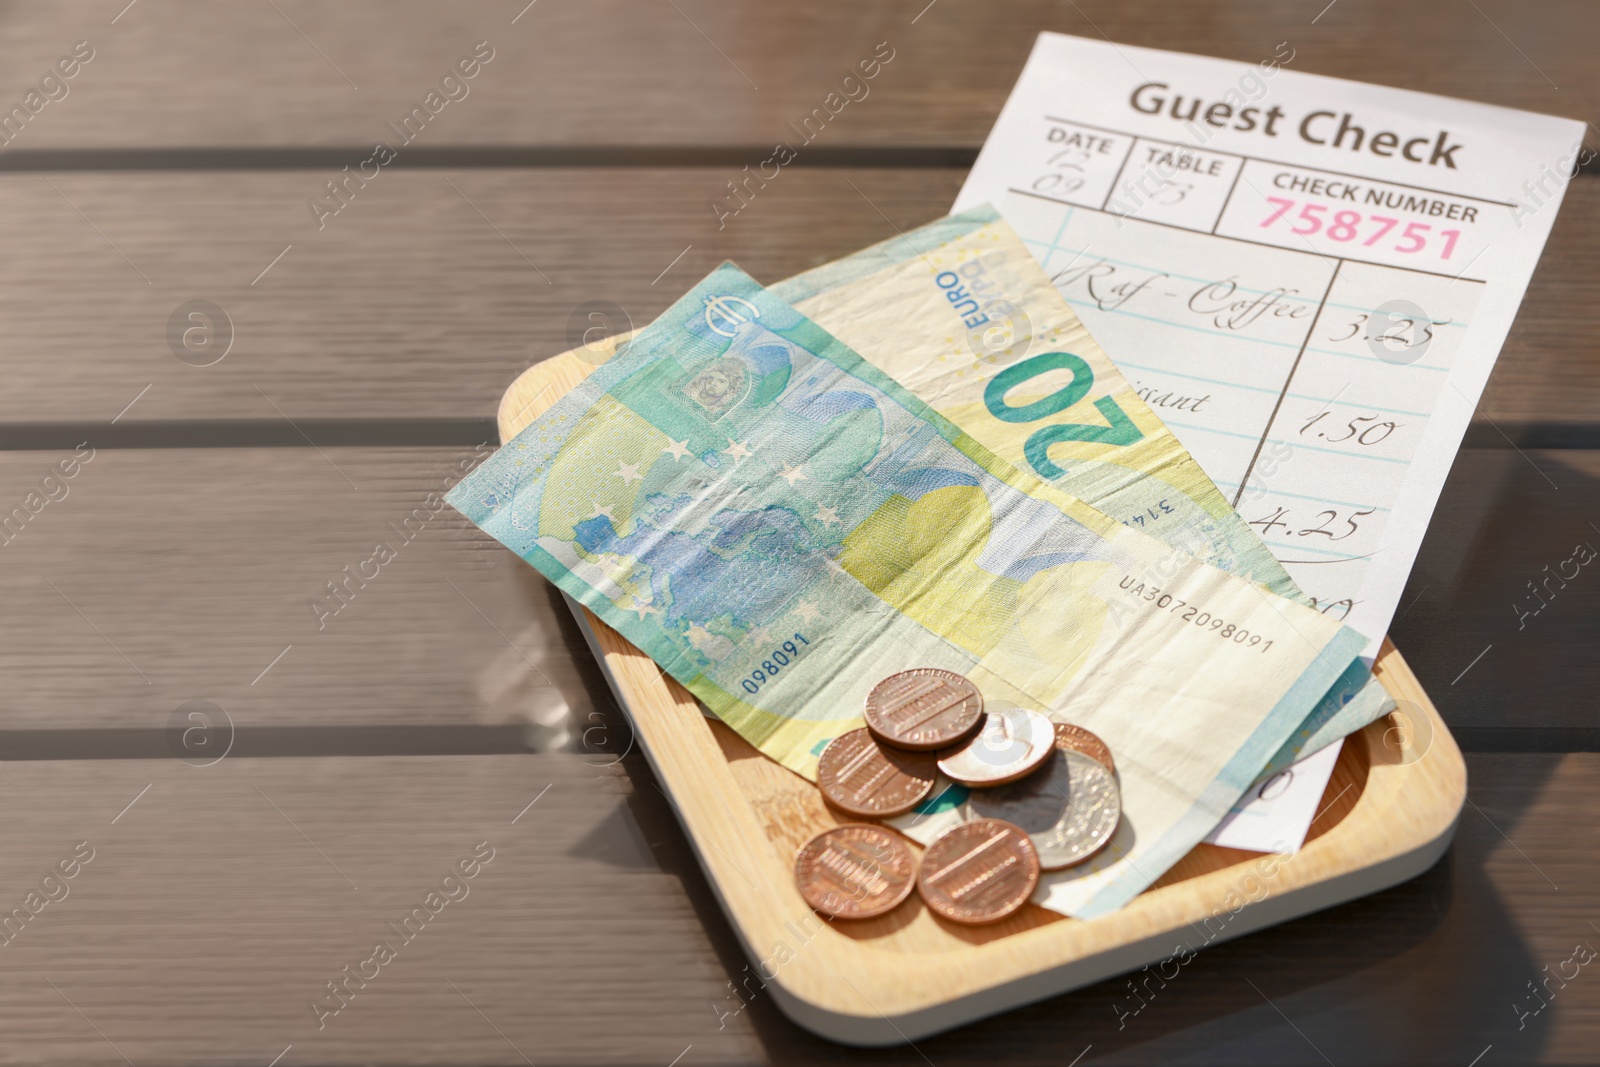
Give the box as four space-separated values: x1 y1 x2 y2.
969 749 1120 869
936 707 1055 786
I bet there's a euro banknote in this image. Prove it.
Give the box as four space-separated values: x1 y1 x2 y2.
449 262 1365 916
506 208 1390 773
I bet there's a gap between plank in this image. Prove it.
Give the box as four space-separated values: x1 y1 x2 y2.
0 725 1590 760
0 419 1593 451
0 145 1588 175
0 145 981 172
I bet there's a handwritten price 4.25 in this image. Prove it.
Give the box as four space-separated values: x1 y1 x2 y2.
1261 197 1461 260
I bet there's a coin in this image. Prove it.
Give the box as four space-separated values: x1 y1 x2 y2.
936 707 1055 786
916 818 1040 924
1052 722 1115 775
863 668 984 751
794 824 917 919
970 748 1121 869
817 728 938 818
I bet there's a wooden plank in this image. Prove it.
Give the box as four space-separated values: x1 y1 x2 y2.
0 752 762 1066
0 438 1587 735
0 750 1592 1063
0 168 961 424
1390 449 1600 736
1493 166 1600 438
0 445 615 731
0 168 1588 427
0 1 1590 151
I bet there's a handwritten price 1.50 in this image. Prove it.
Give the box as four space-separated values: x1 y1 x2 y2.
1261 197 1461 260
1301 410 1401 447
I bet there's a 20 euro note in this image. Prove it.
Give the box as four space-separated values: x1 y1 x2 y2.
449 261 1366 916
508 208 1390 779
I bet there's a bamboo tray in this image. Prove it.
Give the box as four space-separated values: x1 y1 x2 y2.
498 356 1467 1047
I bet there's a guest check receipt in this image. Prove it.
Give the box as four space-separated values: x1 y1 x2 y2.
956 33 1584 848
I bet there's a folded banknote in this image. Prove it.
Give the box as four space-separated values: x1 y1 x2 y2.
449 262 1365 915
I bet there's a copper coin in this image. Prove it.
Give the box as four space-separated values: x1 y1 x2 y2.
794 824 917 919
817 728 938 818
863 669 984 751
1053 722 1115 775
916 818 1040 924
970 749 1121 870
936 707 1055 786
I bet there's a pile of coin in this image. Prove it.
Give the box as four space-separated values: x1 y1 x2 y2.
794 668 1122 926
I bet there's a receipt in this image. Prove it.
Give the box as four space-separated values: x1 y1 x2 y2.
956 32 1583 850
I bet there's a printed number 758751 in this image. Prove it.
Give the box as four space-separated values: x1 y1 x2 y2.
1260 197 1459 260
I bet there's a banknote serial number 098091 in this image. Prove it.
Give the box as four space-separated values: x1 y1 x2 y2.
1118 577 1275 652
739 634 812 695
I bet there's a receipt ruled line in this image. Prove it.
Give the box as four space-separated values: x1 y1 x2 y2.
1231 260 1344 509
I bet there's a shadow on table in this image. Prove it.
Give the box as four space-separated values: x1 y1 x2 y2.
1393 449 1600 747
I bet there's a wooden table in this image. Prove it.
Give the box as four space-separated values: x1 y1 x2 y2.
0 2 1593 1063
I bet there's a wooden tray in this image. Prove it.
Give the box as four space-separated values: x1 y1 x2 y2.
498 358 1467 1047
